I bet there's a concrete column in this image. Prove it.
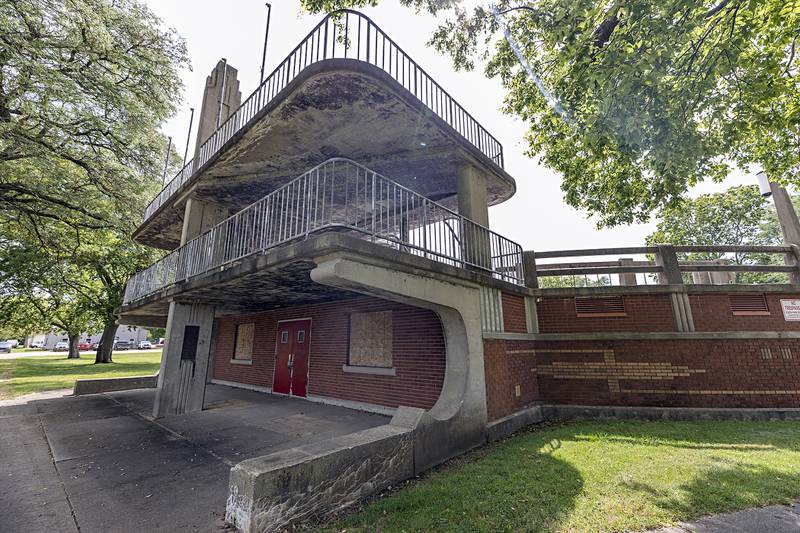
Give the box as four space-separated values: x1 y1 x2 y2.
193 59 242 163
618 258 637 286
522 250 538 288
180 198 229 245
655 245 683 285
457 164 489 226
768 181 800 284
153 301 216 417
457 164 491 269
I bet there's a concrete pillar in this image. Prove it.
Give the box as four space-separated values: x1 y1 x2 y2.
522 251 538 288
180 197 229 245
457 164 491 269
618 258 637 286
193 59 242 163
457 164 489 226
655 245 683 285
153 302 216 417
768 181 800 285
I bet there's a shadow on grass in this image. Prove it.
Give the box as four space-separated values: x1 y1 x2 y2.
331 440 583 533
623 463 800 520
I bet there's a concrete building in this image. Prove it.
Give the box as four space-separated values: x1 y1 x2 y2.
118 10 800 532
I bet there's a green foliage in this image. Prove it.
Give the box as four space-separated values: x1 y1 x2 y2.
646 185 795 283
0 0 186 354
302 0 800 227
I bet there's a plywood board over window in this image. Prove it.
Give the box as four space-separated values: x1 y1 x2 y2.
234 323 255 360
349 311 393 368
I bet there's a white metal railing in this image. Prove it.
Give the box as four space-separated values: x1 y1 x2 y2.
124 158 524 304
142 9 505 223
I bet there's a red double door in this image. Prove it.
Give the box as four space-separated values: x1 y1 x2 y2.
273 319 311 397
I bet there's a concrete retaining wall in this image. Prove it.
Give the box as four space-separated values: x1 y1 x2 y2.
73 374 157 396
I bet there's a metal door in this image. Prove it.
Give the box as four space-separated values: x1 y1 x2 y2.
273 319 311 397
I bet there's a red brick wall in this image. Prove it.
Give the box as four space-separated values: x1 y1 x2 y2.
212 297 446 410
690 293 800 331
483 339 540 420
485 338 800 411
537 294 676 333
501 292 527 333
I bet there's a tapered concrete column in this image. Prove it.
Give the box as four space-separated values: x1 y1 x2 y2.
618 258 637 286
180 198 229 245
153 302 216 417
458 164 491 269
768 181 800 285
457 163 489 226
194 59 242 162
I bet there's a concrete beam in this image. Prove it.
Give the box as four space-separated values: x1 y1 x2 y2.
310 252 488 473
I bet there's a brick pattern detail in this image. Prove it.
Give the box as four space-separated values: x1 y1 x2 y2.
212 297 445 410
484 338 800 411
690 293 800 331
537 294 676 333
483 339 540 421
501 292 527 333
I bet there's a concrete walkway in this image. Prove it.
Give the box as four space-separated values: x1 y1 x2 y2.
650 501 800 533
0 385 387 532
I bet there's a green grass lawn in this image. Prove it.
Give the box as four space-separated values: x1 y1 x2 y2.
0 350 162 399
322 420 800 533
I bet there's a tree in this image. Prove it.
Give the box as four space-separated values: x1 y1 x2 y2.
303 1 800 227
0 0 187 362
646 185 795 283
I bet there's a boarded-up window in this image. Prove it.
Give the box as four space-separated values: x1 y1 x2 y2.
349 311 393 368
233 323 255 360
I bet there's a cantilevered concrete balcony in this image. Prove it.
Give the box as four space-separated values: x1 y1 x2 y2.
134 10 516 250
120 159 523 324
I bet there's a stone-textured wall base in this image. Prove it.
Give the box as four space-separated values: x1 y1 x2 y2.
546 404 800 422
226 423 414 533
73 374 157 395
486 404 545 442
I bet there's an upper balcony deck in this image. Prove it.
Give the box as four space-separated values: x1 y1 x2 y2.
135 10 516 250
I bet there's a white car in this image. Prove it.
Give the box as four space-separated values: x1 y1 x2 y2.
0 341 12 354
5 339 19 348
137 340 152 349
54 341 70 351
29 341 45 349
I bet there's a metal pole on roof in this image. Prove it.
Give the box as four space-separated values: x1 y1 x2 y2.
182 107 194 167
260 3 272 84
162 136 172 185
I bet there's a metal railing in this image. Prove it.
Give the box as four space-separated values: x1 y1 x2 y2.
124 159 523 304
526 245 800 288
143 9 505 223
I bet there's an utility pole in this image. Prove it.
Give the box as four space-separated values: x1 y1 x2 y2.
260 4 272 84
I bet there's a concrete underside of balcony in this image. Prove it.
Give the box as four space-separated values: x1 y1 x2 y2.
118 233 525 328
133 60 516 250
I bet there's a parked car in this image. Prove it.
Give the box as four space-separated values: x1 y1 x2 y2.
5 339 19 348
78 342 91 351
91 342 101 350
0 341 13 354
54 341 70 351
137 340 152 350
113 340 132 351
29 341 45 349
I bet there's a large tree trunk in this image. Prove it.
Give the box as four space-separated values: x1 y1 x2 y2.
94 319 116 364
67 334 80 359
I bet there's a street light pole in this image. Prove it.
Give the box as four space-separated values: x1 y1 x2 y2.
260 3 272 84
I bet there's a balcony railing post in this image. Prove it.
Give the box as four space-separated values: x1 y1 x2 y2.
655 244 683 286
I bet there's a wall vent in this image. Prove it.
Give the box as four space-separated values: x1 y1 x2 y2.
575 296 626 317
730 294 770 316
